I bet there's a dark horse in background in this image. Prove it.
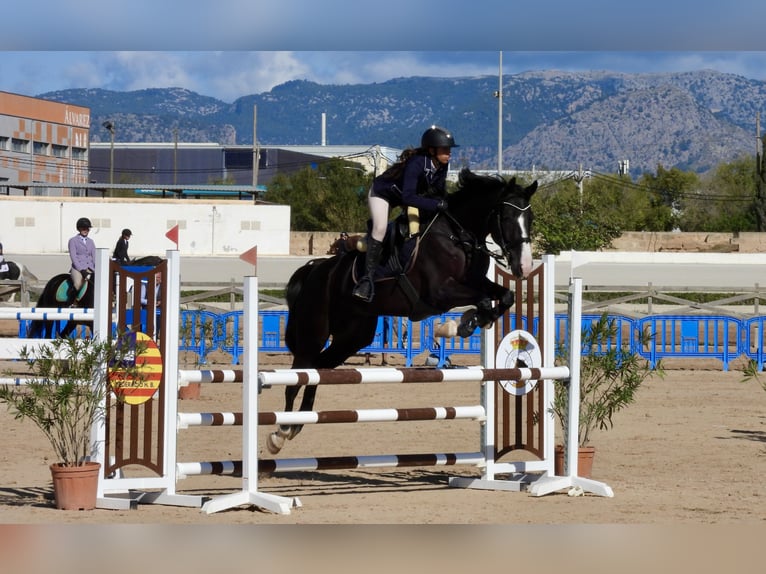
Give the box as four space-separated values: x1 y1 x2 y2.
27 255 164 338
267 168 538 453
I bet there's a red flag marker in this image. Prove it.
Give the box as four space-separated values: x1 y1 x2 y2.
165 224 179 248
240 245 258 275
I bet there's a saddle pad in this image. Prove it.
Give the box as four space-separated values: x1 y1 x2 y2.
55 280 87 303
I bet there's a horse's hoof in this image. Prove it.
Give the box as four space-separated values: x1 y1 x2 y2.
457 324 475 338
266 432 285 454
458 309 479 337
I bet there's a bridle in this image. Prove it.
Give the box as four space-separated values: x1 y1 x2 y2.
427 197 531 265
487 199 532 263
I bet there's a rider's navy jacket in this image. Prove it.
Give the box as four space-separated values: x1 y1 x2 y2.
370 152 448 212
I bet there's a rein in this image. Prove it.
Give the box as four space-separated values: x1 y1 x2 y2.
431 210 504 263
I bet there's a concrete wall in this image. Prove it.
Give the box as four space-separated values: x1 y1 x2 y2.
0 196 291 256
5 194 766 258
289 230 766 256
609 231 766 253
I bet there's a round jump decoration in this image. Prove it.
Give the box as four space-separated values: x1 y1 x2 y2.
495 330 542 395
108 332 163 405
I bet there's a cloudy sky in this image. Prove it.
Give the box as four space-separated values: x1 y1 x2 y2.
3 1 766 102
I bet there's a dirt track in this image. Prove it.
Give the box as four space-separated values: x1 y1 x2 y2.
2 347 765 525
2 329 765 572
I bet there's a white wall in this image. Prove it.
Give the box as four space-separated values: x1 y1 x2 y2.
0 196 291 256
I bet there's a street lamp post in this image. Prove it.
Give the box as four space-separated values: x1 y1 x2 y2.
102 120 115 186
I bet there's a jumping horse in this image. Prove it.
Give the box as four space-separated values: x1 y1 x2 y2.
27 255 164 338
267 168 538 453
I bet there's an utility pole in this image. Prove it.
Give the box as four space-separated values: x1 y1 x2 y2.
253 105 259 203
573 163 586 213
757 113 766 231
497 51 503 175
173 127 178 186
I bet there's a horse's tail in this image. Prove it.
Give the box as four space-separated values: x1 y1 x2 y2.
284 258 332 358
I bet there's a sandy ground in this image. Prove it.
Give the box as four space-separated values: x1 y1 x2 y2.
2 322 765 572
1 347 765 526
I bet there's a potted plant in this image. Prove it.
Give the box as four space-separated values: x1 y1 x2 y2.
0 334 144 510
550 313 664 477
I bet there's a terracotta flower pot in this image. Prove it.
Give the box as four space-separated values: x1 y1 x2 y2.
49 461 101 510
554 445 596 478
178 382 201 400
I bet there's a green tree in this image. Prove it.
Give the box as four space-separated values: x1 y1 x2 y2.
264 159 371 231
637 165 699 231
532 178 622 254
581 173 668 231
678 156 757 232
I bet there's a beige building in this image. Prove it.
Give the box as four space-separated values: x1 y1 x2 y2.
0 91 91 196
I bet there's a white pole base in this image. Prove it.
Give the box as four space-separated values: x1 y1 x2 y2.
201 490 302 515
528 475 614 498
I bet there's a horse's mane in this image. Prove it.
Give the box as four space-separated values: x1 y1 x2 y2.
448 168 509 210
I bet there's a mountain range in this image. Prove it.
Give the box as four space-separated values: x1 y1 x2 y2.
38 69 766 176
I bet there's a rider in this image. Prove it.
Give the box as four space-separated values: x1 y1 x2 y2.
112 228 132 265
67 217 96 305
352 125 458 303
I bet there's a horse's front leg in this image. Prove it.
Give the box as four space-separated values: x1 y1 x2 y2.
458 298 491 337
456 285 514 337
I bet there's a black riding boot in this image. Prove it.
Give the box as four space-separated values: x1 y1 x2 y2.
65 284 77 307
353 238 383 302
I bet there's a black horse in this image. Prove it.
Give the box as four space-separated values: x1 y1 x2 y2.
0 260 21 281
27 255 165 338
27 272 95 338
267 168 538 453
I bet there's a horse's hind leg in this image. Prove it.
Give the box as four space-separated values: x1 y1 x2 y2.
266 338 326 454
267 385 309 454
267 317 377 454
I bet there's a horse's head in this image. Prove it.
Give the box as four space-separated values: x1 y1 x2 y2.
449 169 537 278
488 177 537 279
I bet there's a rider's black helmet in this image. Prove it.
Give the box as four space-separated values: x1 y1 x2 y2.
122 228 132 237
421 125 459 149
76 217 92 230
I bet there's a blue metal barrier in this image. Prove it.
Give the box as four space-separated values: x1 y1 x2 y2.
18 305 765 372
741 316 765 369
637 315 742 370
179 310 219 365
555 314 637 358
358 316 411 363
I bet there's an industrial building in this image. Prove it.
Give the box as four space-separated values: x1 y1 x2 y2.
1 90 399 199
0 91 91 196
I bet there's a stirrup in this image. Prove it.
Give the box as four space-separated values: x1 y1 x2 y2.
353 277 374 302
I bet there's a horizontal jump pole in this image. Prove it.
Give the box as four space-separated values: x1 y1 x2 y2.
176 452 486 478
258 366 570 386
178 369 243 384
0 338 97 360
177 405 486 428
0 308 94 321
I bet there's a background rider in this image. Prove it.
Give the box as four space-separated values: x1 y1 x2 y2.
67 217 96 305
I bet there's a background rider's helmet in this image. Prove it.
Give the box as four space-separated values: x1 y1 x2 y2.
421 125 459 149
122 228 132 237
76 217 92 230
